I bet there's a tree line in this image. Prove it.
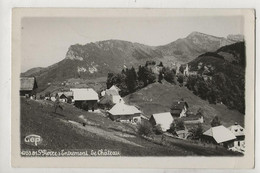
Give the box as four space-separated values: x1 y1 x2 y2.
106 61 182 96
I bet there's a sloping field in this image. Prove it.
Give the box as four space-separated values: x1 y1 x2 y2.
124 81 244 129
20 98 240 156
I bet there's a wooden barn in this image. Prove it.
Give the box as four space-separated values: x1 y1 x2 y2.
20 77 38 97
70 88 99 111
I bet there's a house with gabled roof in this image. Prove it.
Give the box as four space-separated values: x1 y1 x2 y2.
149 112 174 132
57 91 73 103
108 102 141 123
109 85 121 94
100 85 124 106
203 125 236 149
228 122 245 153
70 88 99 111
105 89 124 104
170 101 189 118
20 77 38 96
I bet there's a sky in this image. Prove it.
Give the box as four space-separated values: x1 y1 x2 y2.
21 16 244 72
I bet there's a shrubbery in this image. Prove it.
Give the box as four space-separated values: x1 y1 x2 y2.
211 116 222 127
137 121 154 137
189 124 203 140
153 124 163 135
186 71 245 113
106 62 157 96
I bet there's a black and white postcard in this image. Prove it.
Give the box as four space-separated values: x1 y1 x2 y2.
11 8 255 168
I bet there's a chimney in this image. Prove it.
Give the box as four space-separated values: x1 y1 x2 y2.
234 122 238 125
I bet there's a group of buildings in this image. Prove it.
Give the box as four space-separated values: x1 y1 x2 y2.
147 100 245 153
20 76 144 123
20 76 245 153
203 123 245 153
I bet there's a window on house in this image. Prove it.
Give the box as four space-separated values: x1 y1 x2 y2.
235 129 238 132
238 141 240 146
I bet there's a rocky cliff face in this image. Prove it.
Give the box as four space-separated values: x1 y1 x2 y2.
22 32 244 91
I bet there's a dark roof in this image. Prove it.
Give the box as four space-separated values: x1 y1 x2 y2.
20 77 38 91
59 94 67 99
58 91 73 98
171 101 188 110
171 109 182 115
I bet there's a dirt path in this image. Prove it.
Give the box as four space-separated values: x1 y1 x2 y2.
61 119 143 148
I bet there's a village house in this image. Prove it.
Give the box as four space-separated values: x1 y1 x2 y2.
108 85 121 94
70 88 99 111
101 85 121 97
170 101 189 118
104 88 124 104
202 125 236 149
108 102 142 124
57 91 73 103
20 77 38 97
99 85 124 108
149 112 174 132
228 122 245 153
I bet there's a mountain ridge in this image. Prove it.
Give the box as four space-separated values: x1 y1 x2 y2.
21 32 244 92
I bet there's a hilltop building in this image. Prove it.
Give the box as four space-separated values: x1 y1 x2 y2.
170 101 189 118
70 88 99 111
20 77 38 97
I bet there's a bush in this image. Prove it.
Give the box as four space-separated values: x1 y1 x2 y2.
39 95 45 100
137 121 154 137
189 124 203 140
153 124 163 135
162 67 176 84
175 119 185 131
168 121 176 135
211 116 222 127
177 74 184 86
45 91 51 97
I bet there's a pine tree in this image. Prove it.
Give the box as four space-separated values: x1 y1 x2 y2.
211 116 221 127
125 67 137 93
158 71 163 83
